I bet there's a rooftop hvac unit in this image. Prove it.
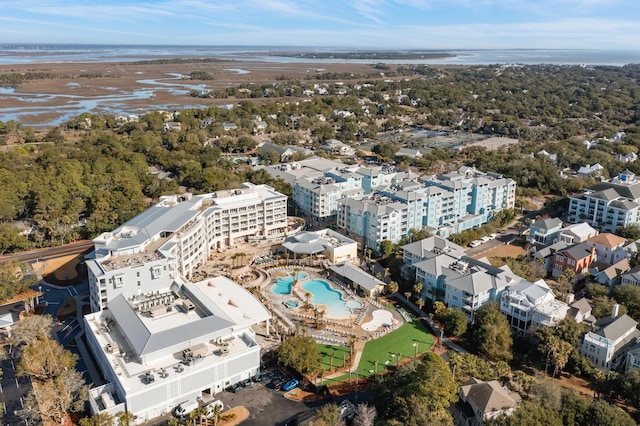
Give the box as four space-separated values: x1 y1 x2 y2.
182 299 195 312
105 342 120 353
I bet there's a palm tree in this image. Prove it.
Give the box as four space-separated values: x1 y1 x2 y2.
373 359 378 375
167 418 181 426
449 352 462 378
209 403 223 426
316 309 325 329
413 282 424 300
329 353 335 371
116 411 138 426
387 281 399 294
304 292 312 309
416 298 425 312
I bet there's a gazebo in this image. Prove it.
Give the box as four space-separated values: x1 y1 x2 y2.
282 232 327 257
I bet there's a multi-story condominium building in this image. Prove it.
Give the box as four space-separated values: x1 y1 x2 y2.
355 165 416 194
86 183 287 311
500 279 569 333
337 194 408 250
568 170 640 233
378 180 427 232
402 236 466 301
402 237 520 321
293 170 364 222
421 166 516 235
85 276 271 422
579 309 640 372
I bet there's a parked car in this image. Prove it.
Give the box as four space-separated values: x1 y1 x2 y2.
268 377 286 390
242 378 252 387
480 236 491 243
227 382 241 393
252 373 263 382
488 233 497 240
174 400 199 418
469 240 482 248
282 378 299 392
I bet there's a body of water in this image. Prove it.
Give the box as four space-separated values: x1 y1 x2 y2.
271 272 309 295
0 45 638 66
302 279 360 319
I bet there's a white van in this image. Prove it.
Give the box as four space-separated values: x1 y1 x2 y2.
174 400 200 418
205 400 224 418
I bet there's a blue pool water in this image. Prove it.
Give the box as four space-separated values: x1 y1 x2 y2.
302 279 358 319
271 272 309 295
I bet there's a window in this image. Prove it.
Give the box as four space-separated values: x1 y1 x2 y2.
113 275 125 288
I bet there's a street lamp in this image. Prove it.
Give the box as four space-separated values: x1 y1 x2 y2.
413 342 419 358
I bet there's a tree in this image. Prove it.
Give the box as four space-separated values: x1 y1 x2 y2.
209 402 223 426
371 352 458 425
278 335 321 374
472 302 513 362
353 403 377 426
442 308 468 336
379 240 395 257
311 403 346 426
387 281 399 294
79 412 115 426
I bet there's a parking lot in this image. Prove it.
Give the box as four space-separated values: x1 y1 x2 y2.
216 369 328 426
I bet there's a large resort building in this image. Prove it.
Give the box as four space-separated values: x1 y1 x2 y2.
83 183 286 421
87 183 287 311
85 277 271 422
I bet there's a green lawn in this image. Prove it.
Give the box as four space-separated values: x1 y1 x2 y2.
322 316 434 384
316 343 350 371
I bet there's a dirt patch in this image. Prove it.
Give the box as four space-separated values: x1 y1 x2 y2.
552 375 593 397
38 255 87 286
284 387 327 403
475 243 526 259
219 406 250 426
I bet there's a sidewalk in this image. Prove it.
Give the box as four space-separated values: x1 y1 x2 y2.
392 294 468 355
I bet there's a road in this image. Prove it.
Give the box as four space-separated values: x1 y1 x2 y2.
0 241 94 264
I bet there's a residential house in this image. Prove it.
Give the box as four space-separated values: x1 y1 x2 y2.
537 150 558 164
258 142 310 163
527 217 563 247
163 121 181 132
576 163 604 177
556 222 598 245
319 139 355 156
500 279 569 333
579 310 640 372
551 243 597 278
568 170 640 233
616 152 637 163
530 241 569 273
566 295 596 325
587 233 628 265
396 148 423 159
453 378 521 426
620 266 640 287
221 122 238 131
593 258 631 287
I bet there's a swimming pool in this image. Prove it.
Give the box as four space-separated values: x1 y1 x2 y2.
271 272 309 295
302 279 361 319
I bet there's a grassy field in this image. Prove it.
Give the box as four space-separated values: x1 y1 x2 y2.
322 316 434 384
317 343 350 371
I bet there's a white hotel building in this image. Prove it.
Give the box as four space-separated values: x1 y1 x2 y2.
85 277 271 422
87 183 287 311
83 183 285 421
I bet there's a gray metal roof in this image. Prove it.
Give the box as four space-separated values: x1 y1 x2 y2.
329 263 385 292
595 314 639 341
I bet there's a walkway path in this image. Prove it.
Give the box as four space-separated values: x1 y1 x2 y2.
392 294 468 355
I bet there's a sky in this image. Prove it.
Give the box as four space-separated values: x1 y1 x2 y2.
1 0 639 50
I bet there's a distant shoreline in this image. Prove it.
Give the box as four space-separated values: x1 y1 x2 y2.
0 46 638 66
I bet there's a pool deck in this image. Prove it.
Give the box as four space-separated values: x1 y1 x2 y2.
261 265 403 347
